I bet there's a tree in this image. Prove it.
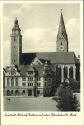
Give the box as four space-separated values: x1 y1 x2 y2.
56 82 79 111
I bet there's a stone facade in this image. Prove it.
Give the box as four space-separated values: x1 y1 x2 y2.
3 63 53 97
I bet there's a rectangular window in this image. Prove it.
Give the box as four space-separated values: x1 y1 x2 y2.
38 77 40 81
22 82 26 86
28 83 30 86
22 77 26 81
45 82 47 86
36 83 40 87
7 78 10 87
30 77 31 81
28 83 33 86
14 37 16 41
28 71 33 75
37 90 40 95
28 77 33 81
16 78 18 86
11 78 14 87
28 77 30 81
38 83 40 87
30 77 33 81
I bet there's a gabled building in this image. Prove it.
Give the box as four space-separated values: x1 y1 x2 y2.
3 10 80 97
3 62 54 96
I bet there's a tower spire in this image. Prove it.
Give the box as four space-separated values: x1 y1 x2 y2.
56 10 68 52
12 17 21 33
14 17 18 25
58 9 66 37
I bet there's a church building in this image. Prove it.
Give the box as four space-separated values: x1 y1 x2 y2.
3 11 80 97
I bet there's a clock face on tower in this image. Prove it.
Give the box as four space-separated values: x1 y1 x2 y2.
59 45 64 51
59 41 65 51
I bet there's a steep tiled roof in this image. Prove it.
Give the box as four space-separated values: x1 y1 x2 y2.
21 52 76 65
4 51 76 77
37 52 76 64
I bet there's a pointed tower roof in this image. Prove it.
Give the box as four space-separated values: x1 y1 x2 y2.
14 17 18 25
57 9 68 41
12 17 21 33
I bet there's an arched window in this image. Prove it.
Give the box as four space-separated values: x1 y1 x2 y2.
7 90 10 96
64 66 67 79
11 78 14 87
69 67 73 78
16 77 18 86
11 90 13 96
7 78 10 87
15 90 19 96
22 90 25 95
56 66 61 82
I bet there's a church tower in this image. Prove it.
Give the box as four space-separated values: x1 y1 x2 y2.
10 18 22 66
56 10 68 52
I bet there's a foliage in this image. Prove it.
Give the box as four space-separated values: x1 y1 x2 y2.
56 82 79 111
68 78 80 92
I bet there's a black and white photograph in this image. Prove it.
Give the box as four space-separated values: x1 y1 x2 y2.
2 2 81 112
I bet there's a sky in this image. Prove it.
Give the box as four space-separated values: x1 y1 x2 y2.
3 3 80 66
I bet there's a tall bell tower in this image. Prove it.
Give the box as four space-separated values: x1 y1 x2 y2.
10 18 22 66
56 10 68 52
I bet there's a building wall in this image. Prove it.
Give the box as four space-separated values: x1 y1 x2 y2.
56 64 76 82
3 63 77 97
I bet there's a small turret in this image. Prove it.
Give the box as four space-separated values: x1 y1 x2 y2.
14 17 18 25
12 17 21 33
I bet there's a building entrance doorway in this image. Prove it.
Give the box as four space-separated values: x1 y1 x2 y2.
28 90 32 96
